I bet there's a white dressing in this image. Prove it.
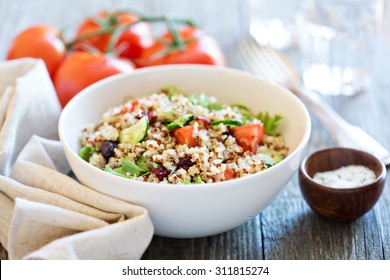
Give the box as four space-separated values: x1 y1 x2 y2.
313 165 376 188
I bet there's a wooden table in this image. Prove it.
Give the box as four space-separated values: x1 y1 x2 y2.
1 0 389 260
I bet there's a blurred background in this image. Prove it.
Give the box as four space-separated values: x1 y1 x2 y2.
1 0 390 131
1 0 390 80
0 0 251 60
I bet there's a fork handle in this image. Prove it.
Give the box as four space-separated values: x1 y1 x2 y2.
291 83 390 165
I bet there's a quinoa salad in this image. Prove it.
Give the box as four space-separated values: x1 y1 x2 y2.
79 86 288 184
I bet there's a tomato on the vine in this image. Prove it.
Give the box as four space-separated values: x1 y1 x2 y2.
53 51 135 107
75 11 154 65
6 12 227 109
140 26 226 67
6 25 66 78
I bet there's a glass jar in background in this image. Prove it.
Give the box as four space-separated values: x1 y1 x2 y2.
296 0 386 96
249 0 299 50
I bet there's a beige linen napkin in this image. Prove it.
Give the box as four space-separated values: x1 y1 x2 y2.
0 59 154 259
0 58 60 176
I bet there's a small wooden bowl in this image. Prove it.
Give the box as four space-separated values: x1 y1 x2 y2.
299 147 386 221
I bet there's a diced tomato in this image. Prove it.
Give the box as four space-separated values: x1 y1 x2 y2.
257 123 265 144
173 126 197 147
120 100 139 114
224 168 236 180
234 123 265 153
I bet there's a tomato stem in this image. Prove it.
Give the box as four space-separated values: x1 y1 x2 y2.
164 17 186 50
65 12 195 52
106 24 131 53
65 26 116 50
138 15 196 28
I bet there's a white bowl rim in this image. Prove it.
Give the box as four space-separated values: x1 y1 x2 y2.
58 64 311 191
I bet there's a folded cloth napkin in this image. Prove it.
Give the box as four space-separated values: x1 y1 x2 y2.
0 59 153 259
0 58 60 176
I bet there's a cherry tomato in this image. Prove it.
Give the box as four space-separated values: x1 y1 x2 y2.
76 11 154 65
234 123 265 154
6 25 66 78
53 51 135 107
140 26 226 67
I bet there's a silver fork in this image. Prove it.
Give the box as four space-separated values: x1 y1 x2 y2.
238 36 390 165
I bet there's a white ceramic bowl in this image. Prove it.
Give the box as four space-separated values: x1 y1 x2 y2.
58 65 311 238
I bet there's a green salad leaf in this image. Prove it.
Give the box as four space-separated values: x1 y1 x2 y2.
159 85 183 100
166 114 194 130
79 146 94 162
105 156 153 178
189 93 223 111
104 166 129 178
211 120 242 127
231 103 252 115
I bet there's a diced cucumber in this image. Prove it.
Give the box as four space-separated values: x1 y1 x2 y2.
119 115 149 144
259 149 284 167
158 108 177 122
211 120 242 127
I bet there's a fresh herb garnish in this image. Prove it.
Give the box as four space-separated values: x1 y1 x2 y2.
197 176 204 184
256 112 283 135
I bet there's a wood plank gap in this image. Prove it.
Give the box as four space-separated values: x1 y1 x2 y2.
259 213 265 260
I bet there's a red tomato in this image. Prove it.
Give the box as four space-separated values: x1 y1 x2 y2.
53 51 134 107
234 123 265 154
76 11 154 65
120 100 139 114
173 126 197 147
6 25 66 78
140 26 226 67
224 168 236 181
257 124 265 143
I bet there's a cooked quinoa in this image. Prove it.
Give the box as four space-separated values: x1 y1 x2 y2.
79 86 288 184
